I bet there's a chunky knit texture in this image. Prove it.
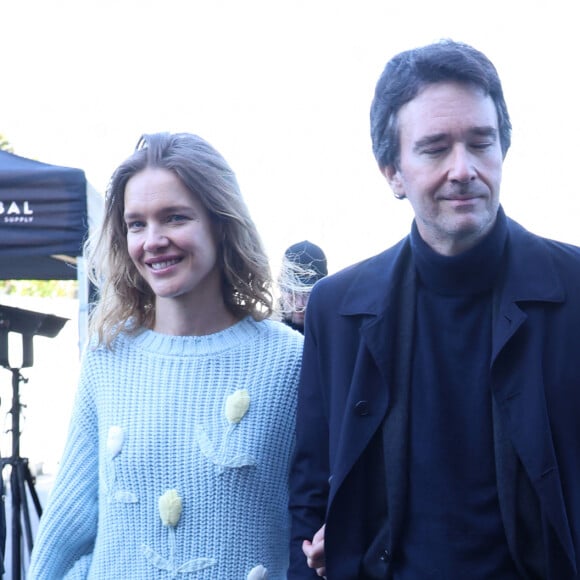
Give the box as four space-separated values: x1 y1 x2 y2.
28 317 303 579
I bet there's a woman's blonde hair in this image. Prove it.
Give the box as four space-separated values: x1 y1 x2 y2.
87 132 272 346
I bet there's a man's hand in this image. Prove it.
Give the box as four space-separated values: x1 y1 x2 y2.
302 524 326 577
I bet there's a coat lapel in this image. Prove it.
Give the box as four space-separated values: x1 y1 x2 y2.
492 220 576 571
329 241 414 539
330 240 410 501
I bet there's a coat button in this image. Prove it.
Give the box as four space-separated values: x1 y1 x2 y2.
379 548 391 562
354 400 369 416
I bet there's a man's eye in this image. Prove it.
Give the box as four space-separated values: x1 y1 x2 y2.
423 147 446 155
471 142 493 150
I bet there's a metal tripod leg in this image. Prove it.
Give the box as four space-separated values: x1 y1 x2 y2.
0 475 5 577
9 459 23 580
17 459 43 556
1 368 44 579
1 457 43 580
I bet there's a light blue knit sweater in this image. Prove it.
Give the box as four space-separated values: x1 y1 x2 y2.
28 317 303 579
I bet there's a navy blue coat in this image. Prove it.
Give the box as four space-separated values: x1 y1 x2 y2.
289 216 580 579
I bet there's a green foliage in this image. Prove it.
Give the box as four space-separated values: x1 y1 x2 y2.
0 132 14 152
0 280 78 298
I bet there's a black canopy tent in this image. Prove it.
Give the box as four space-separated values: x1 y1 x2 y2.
0 149 104 352
0 149 89 280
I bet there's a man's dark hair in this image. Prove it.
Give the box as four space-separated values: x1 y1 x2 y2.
370 39 512 170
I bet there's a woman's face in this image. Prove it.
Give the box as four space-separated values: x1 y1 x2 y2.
123 167 222 307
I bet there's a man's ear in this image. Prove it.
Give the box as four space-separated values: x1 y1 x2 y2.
381 165 405 200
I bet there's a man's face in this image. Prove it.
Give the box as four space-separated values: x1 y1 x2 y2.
283 290 310 328
383 81 504 256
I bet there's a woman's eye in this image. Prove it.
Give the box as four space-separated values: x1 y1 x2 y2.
126 220 144 231
168 214 188 223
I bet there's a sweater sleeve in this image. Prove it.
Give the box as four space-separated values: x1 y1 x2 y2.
28 353 99 580
288 290 331 579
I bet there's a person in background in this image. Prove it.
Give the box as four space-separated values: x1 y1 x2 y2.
29 132 303 579
279 240 328 334
289 40 580 579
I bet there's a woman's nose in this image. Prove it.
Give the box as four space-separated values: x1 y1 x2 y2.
143 226 169 251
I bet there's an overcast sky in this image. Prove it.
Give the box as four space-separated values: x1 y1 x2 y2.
2 0 579 273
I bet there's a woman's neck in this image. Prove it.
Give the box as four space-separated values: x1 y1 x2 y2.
152 297 240 336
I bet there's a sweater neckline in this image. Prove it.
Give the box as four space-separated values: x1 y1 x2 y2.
130 316 261 357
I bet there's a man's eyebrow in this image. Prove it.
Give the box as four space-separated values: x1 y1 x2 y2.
469 126 498 138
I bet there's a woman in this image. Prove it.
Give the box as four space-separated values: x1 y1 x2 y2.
29 133 303 579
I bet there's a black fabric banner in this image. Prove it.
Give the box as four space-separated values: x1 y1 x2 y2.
0 150 88 280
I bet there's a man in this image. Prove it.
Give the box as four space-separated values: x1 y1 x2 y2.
289 40 580 579
280 240 328 334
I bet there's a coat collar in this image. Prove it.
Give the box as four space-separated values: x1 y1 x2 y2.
498 217 565 303
492 217 566 362
338 236 412 319
336 239 414 388
337 214 566 321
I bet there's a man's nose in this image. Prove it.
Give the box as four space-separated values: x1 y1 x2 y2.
448 146 476 183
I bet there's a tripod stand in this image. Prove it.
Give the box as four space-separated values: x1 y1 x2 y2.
1 366 43 580
0 305 68 579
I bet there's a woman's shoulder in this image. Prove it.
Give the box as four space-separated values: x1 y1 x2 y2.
254 317 304 344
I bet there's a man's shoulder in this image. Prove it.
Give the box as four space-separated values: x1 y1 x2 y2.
307 237 410 319
318 237 409 289
508 218 580 265
505 218 580 300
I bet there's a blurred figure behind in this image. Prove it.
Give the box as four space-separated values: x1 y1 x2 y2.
279 241 327 334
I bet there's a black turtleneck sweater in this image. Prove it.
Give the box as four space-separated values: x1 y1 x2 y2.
394 208 521 579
